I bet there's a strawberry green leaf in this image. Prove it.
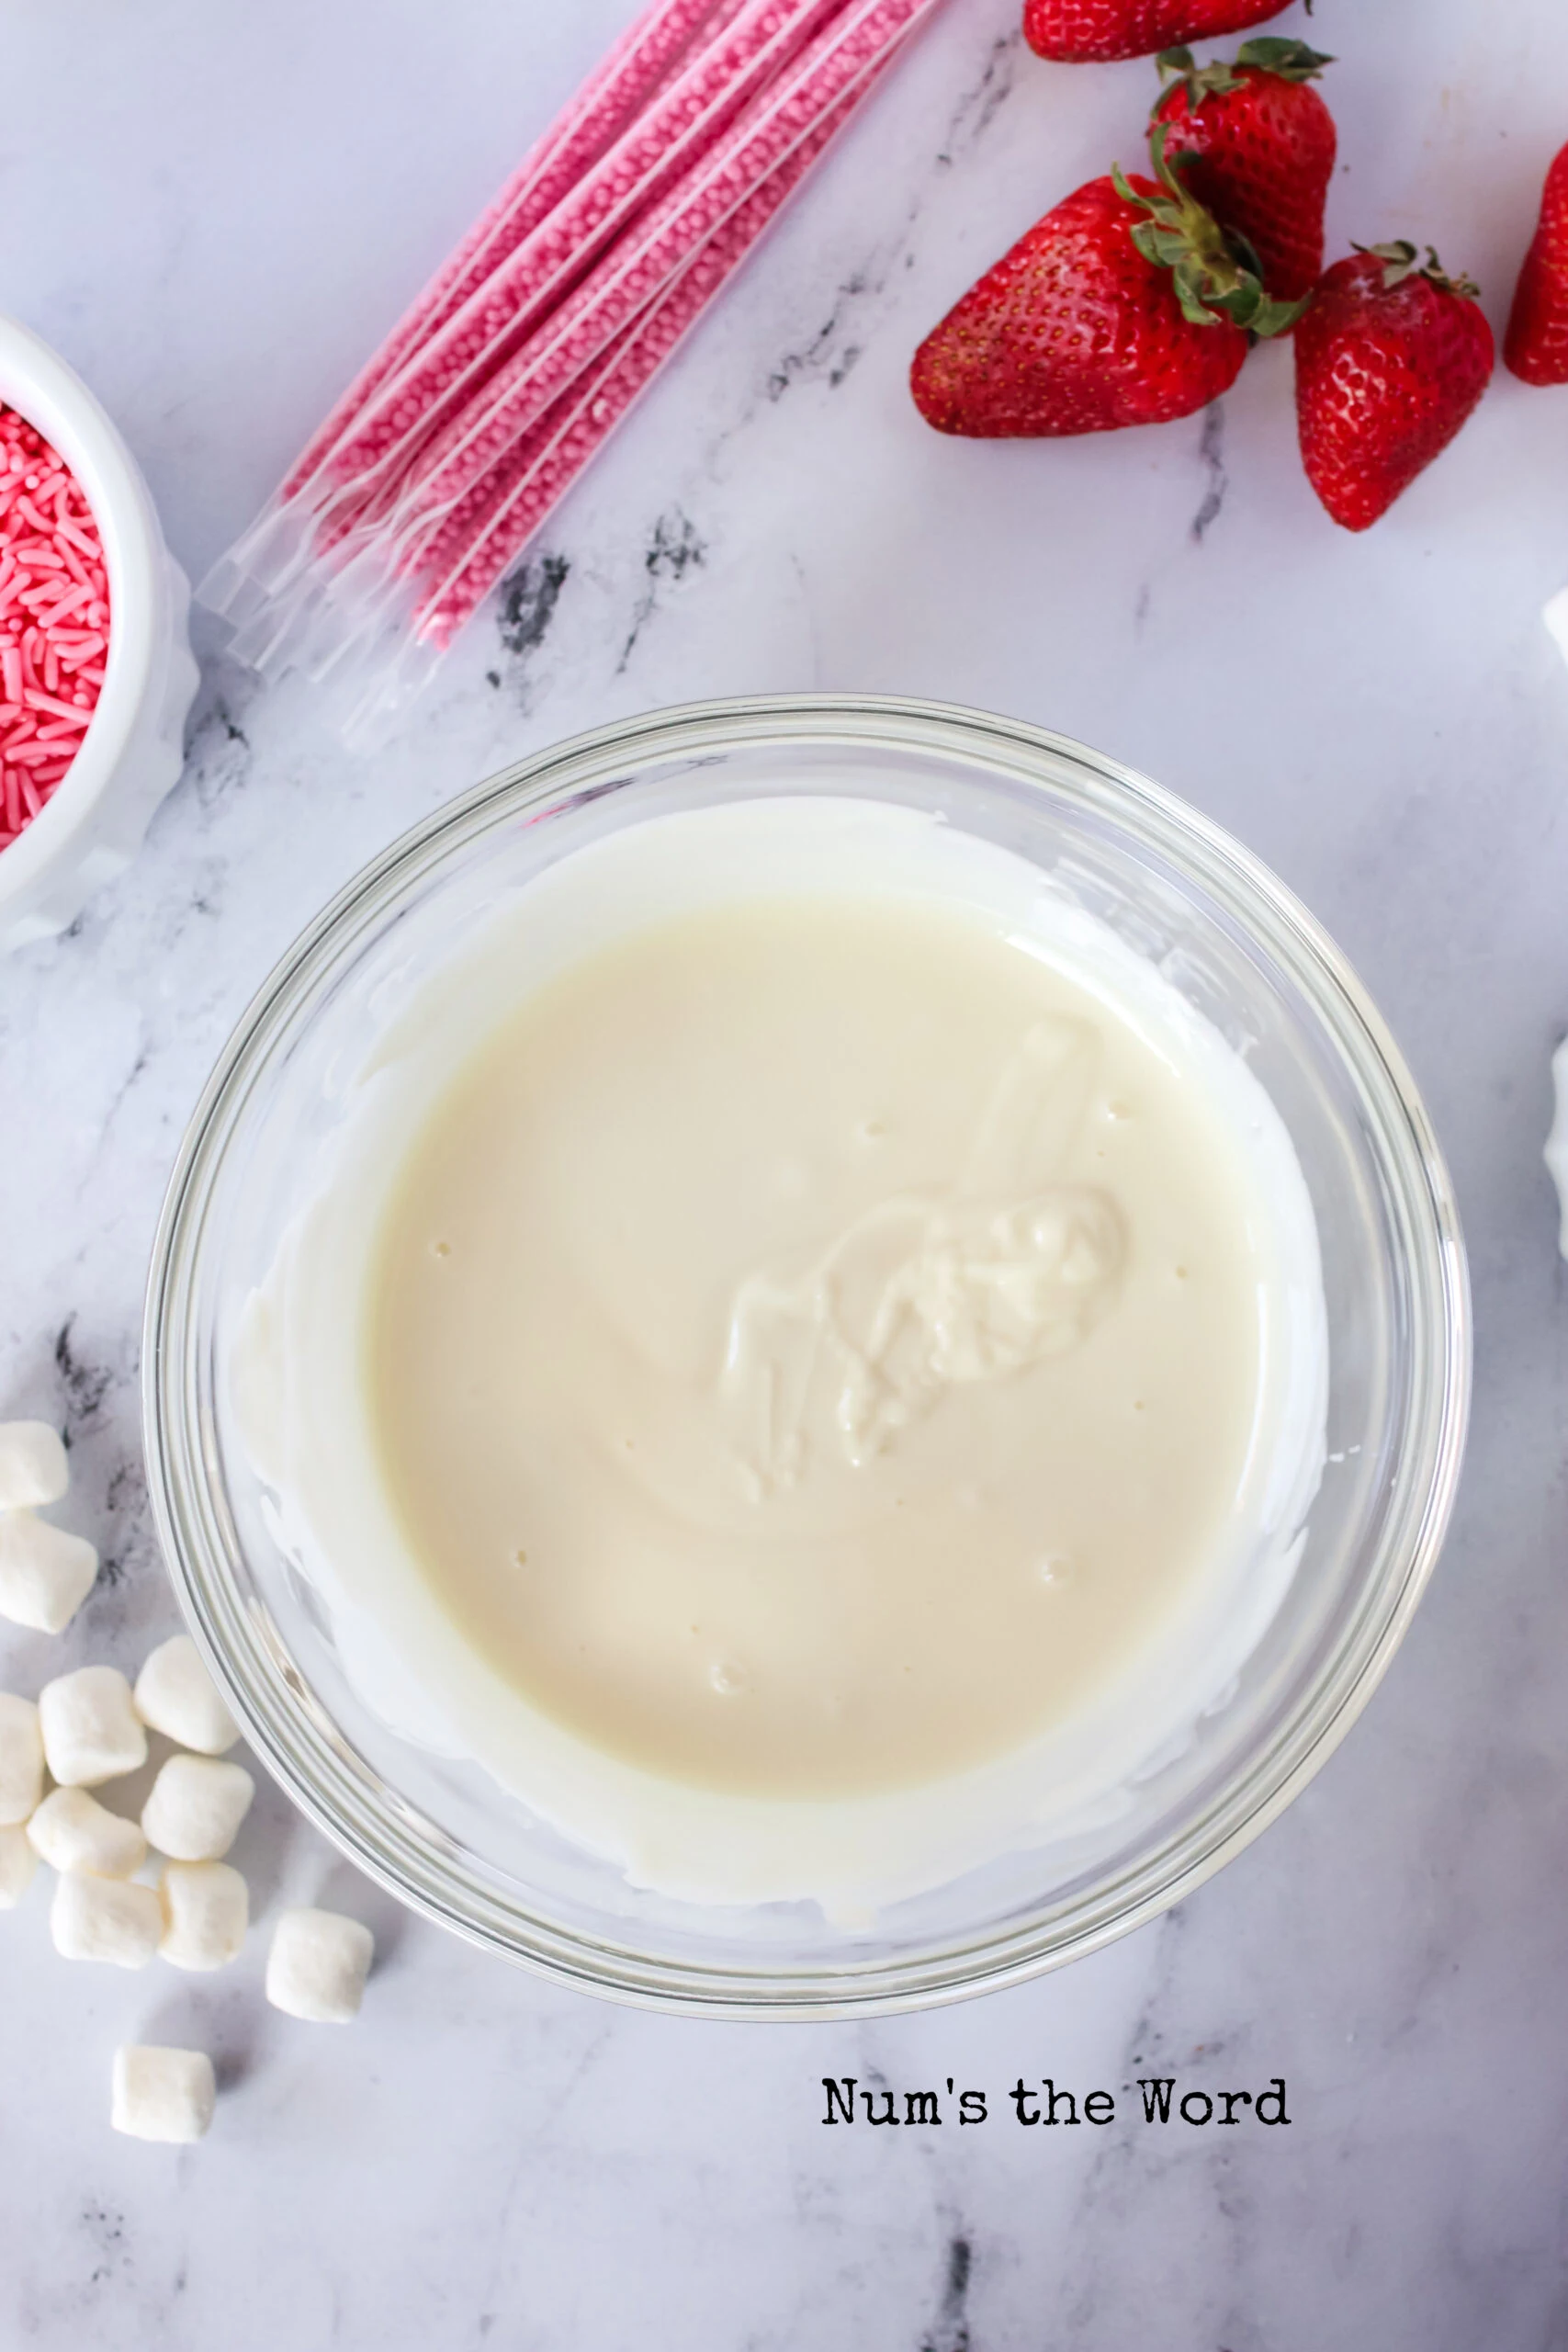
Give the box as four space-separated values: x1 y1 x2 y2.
1246 288 1313 335
1170 253 1225 327
1234 37 1334 79
1225 225 1267 283
1355 239 1482 300
1154 34 1329 118
1151 45 1241 111
1361 239 1421 287
1111 161 1148 209
1117 129 1298 339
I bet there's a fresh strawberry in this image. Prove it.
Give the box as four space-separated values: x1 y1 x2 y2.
1294 244 1495 530
1023 0 1292 67
1151 40 1336 305
911 130 1302 438
1505 141 1568 384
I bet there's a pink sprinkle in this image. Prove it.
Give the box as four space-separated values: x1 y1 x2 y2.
0 403 109 847
39 582 95 626
24 687 91 725
51 514 99 560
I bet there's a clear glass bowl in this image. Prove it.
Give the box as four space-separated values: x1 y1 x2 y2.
142 695 1470 2017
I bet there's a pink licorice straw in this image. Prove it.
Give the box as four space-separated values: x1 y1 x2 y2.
282 0 732 499
308 0 844 538
393 0 935 548
0 406 110 851
407 57 893 647
397 70 866 600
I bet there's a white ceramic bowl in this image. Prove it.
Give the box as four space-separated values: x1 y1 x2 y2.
0 313 198 954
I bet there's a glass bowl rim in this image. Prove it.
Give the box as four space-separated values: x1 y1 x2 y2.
141 690 1472 2018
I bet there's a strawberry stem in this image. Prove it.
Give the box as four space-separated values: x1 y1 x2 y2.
1153 36 1331 116
1354 239 1482 300
1114 126 1309 336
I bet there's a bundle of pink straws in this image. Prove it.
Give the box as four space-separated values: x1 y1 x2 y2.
202 0 945 727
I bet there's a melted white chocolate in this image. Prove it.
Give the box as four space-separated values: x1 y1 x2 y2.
234 797 1327 1911
367 901 1278 1802
722 1020 1126 1485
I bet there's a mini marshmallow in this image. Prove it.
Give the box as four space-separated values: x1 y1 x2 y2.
0 1512 98 1634
141 1754 254 1862
265 1906 374 2023
0 1420 68 1510
111 2046 216 2143
159 1860 248 1972
28 1787 147 1879
51 1871 162 1967
133 1635 240 1757
0 1825 36 1907
0 1692 43 1826
38 1665 146 1787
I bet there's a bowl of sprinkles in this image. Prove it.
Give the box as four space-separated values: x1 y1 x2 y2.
0 313 197 953
0 406 109 840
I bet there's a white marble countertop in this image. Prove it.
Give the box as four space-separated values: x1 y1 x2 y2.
4 0 1568 2341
